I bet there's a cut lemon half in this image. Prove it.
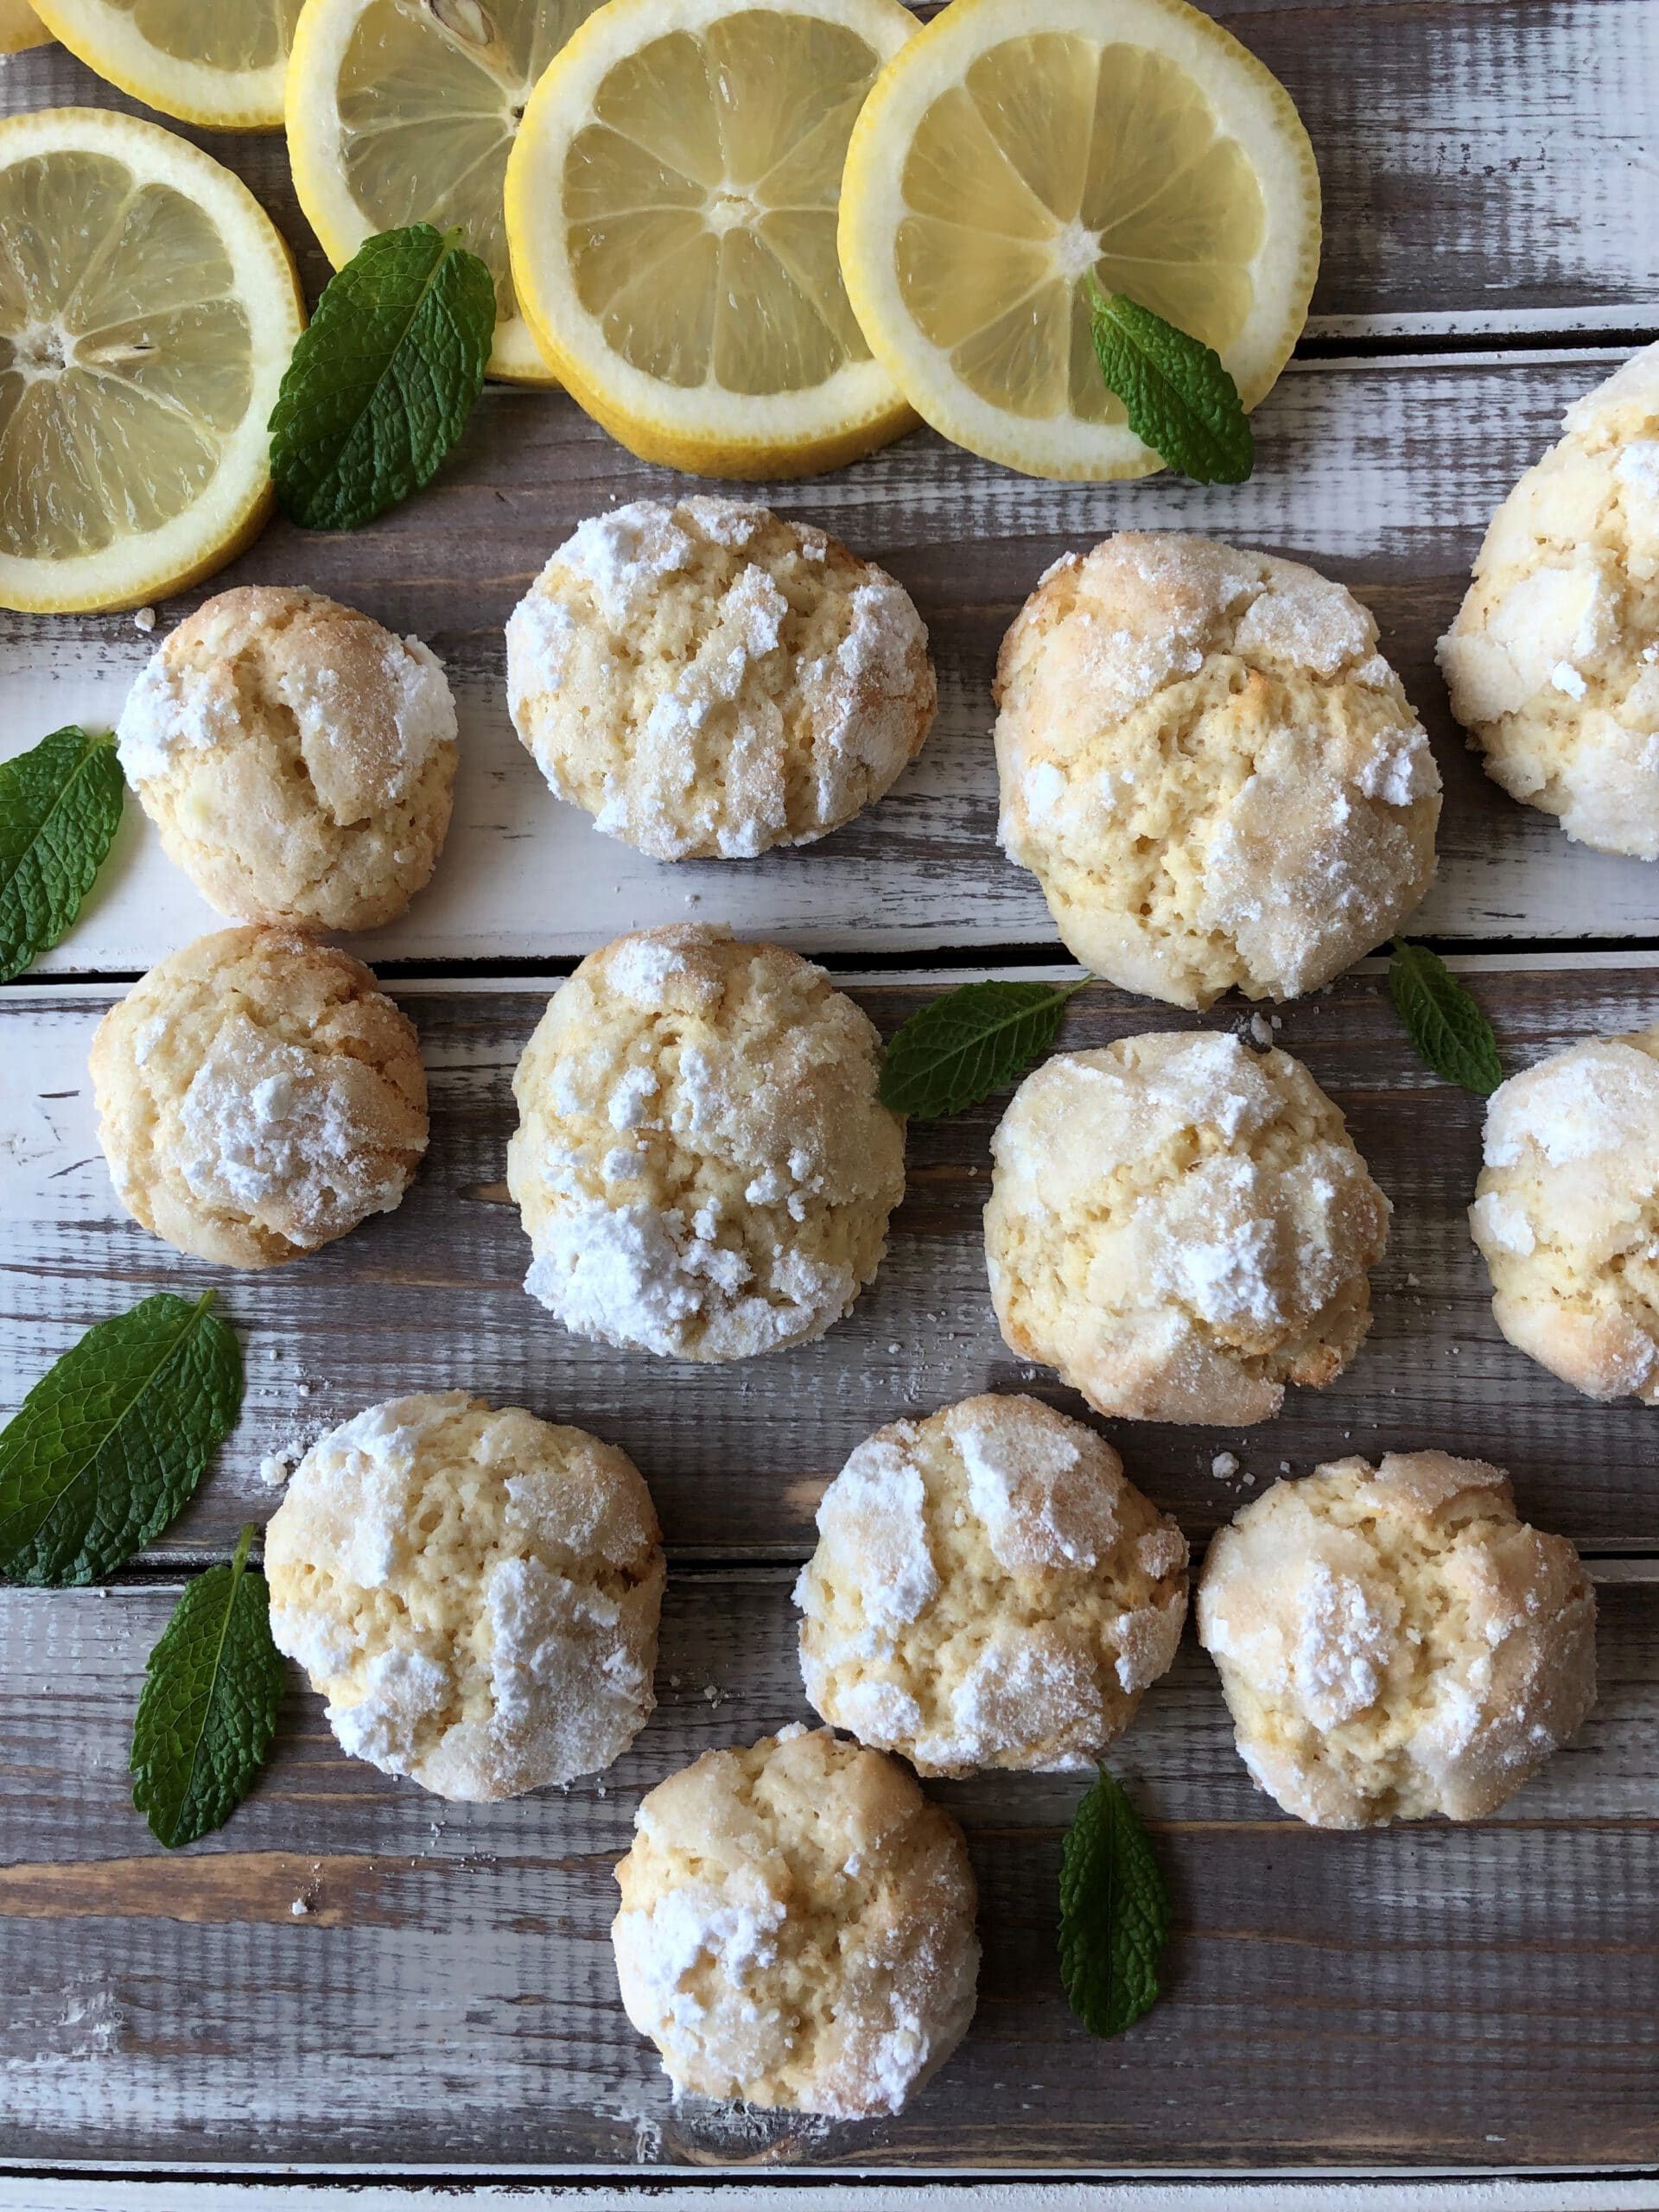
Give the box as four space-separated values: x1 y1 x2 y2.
505 0 919 478
28 0 300 127
0 108 304 613
0 0 53 53
289 0 607 383
839 0 1320 480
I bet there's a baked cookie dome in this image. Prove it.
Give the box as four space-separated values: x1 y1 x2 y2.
795 1394 1187 1776
507 924 905 1361
266 1392 664 1802
505 496 935 860
90 926 428 1269
994 533 1440 1010
984 1031 1389 1424
1471 1027 1659 1402
611 1726 978 2117
1439 342 1659 859
1197 1452 1596 1827
116 586 458 931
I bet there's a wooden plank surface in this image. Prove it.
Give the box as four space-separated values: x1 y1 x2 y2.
6 0 1657 332
0 1573 1653 2171
9 959 1659 1562
10 350 1659 968
3 0 1659 2185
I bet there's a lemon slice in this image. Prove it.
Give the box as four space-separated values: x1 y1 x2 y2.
505 0 919 478
289 0 606 384
838 0 1319 480
0 0 53 53
29 0 300 128
0 108 304 613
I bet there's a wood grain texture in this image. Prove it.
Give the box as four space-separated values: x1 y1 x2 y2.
10 350 1659 967
5 0 1656 328
3 0 1658 2183
0 1573 1653 2171
6 958 1659 1564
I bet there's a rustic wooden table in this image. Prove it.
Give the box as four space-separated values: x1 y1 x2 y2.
2 0 1656 2194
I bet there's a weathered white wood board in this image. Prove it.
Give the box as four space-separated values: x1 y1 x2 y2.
7 957 1659 1560
7 350 1659 969
7 0 1658 331
3 0 1659 2187
0 1573 1653 2171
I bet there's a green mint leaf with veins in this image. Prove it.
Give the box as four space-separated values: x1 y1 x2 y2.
0 1292 243 1587
131 1522 285 1849
1058 1766 1171 2038
0 725 124 982
879 976 1089 1119
270 222 496 531
1388 938 1503 1096
1087 281 1254 485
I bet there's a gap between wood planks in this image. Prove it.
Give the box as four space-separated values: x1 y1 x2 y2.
16 939 1659 994
86 1553 1659 1585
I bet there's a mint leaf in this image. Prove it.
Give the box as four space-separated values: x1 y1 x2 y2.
270 223 495 531
879 976 1088 1119
1087 282 1253 485
1058 1766 1170 2038
0 1292 243 1587
1388 938 1502 1096
0 725 124 982
131 1522 285 1849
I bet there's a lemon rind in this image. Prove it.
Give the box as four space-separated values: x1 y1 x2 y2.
286 0 555 385
28 0 290 127
0 106 305 613
505 0 920 479
837 0 1321 481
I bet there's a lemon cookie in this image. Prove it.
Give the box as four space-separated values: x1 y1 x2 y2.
995 534 1440 1009
505 498 935 860
507 924 905 1360
266 1392 664 1802
1470 1027 1659 1402
117 586 458 931
612 1726 978 2116
1197 1453 1596 1827
984 1031 1389 1424
1439 343 1659 859
796 1394 1187 1776
91 925 427 1268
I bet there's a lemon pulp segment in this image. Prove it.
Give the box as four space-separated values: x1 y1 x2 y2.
505 0 919 476
29 0 302 126
839 0 1319 479
288 0 604 380
0 109 303 611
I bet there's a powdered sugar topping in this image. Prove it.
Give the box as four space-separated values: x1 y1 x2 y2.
948 1403 1111 1573
1233 569 1373 677
1354 726 1439 805
116 651 241 782
1484 1040 1659 1168
556 502 697 630
1292 1560 1400 1728
176 1014 411 1236
815 1434 939 1630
